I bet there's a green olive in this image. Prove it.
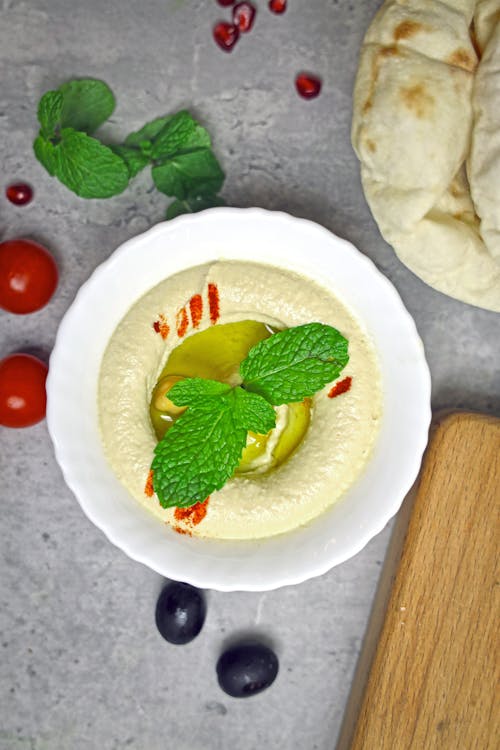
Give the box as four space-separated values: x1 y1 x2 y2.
149 375 186 440
236 399 311 475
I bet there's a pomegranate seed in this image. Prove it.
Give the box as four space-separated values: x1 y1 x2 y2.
295 73 322 99
233 2 256 32
6 183 33 206
213 22 239 52
269 0 287 13
217 0 235 6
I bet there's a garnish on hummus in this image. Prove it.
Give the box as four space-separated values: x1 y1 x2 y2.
98 261 382 539
151 322 349 508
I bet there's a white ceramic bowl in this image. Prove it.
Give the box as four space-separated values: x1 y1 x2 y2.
47 208 431 591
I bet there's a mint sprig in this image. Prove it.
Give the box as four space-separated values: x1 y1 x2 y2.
33 79 225 216
151 324 349 508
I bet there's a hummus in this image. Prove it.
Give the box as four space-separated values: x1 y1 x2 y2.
98 260 382 539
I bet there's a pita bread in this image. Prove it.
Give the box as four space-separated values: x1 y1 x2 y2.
473 0 500 51
468 17 500 263
352 0 500 312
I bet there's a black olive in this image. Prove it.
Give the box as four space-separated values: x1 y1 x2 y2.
216 642 279 698
155 581 206 645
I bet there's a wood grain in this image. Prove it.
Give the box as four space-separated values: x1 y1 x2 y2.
344 412 500 750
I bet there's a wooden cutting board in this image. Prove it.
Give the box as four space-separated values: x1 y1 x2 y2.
337 412 500 750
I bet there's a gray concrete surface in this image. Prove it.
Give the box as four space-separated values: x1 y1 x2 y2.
1 1 498 749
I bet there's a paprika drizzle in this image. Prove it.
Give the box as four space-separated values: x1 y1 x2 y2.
328 376 352 399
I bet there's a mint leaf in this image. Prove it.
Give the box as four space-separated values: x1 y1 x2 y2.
152 398 247 507
151 111 211 160
33 80 227 207
240 323 349 404
111 145 149 178
166 194 225 220
37 91 63 138
124 116 173 149
152 384 276 507
59 79 115 134
152 148 224 200
51 129 129 198
168 378 232 405
231 388 276 434
33 135 57 176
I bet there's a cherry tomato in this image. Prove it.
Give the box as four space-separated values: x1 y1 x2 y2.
0 354 48 427
0 239 58 314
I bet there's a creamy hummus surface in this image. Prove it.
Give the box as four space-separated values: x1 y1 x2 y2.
98 260 382 539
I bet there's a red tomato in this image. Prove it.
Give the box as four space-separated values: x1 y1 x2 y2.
0 354 48 427
0 239 58 314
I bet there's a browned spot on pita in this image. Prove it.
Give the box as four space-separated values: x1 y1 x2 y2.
379 44 400 59
363 45 401 115
393 20 424 41
447 48 476 72
399 83 435 119
450 184 461 199
366 139 377 153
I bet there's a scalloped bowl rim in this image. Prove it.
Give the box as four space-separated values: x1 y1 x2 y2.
46 208 431 591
